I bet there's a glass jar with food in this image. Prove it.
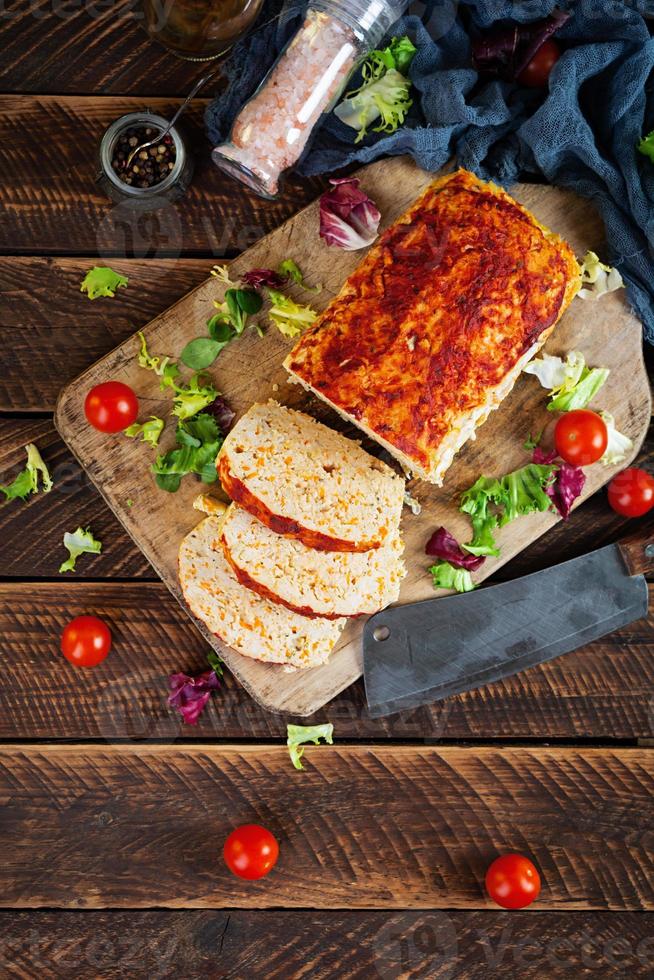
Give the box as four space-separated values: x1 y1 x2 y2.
96 111 194 209
211 0 409 198
140 0 264 61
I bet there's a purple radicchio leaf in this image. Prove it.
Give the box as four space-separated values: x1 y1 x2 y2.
472 8 570 81
168 669 220 726
319 178 381 250
241 268 287 290
425 526 486 571
531 446 585 519
532 445 557 465
207 394 236 433
547 461 586 520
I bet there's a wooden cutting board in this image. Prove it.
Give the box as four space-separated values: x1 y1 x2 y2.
55 157 651 716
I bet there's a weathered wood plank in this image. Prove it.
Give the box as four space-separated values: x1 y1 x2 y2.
0 0 221 95
0 419 149 578
0 258 215 412
2 744 652 909
0 96 323 255
1 909 653 979
1 581 653 740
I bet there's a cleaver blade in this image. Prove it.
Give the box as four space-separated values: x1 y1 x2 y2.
363 534 652 718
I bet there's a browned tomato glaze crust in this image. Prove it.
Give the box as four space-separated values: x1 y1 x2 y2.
286 170 580 476
217 455 380 553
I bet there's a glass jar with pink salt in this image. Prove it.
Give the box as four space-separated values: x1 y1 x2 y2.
212 0 409 198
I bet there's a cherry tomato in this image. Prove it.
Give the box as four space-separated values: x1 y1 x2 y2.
61 615 112 668
84 381 139 433
223 824 279 880
486 854 541 909
608 467 654 518
554 409 608 466
517 39 561 88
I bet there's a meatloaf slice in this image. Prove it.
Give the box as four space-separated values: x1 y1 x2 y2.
217 400 405 552
219 504 406 619
179 516 345 669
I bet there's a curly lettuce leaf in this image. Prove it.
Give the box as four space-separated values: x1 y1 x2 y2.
0 443 53 502
278 259 322 293
599 411 633 467
168 656 221 726
287 723 334 770
578 251 624 300
124 416 164 447
548 367 609 412
266 289 317 338
210 264 236 287
460 476 505 557
80 266 128 300
500 463 557 525
429 561 475 593
335 68 412 143
136 331 179 383
59 526 102 574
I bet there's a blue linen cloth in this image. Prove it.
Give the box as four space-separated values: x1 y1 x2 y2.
205 1 654 342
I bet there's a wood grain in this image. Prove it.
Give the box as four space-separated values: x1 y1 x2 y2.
0 0 221 95
55 159 652 715
2 743 653 909
0 258 214 412
0 419 149 578
2 581 653 740
2 909 653 979
0 96 323 255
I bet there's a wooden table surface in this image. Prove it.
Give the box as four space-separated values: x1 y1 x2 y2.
2 5 654 978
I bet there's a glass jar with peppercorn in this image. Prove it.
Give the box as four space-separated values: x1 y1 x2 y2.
97 111 194 209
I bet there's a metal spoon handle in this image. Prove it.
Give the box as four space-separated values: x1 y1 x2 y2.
163 66 221 137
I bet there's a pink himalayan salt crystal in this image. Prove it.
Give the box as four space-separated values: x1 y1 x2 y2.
215 10 359 196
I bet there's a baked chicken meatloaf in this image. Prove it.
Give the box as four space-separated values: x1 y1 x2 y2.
219 504 406 619
179 516 345 669
217 400 405 552
284 169 581 484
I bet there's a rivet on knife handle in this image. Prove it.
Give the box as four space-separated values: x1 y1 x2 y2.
616 514 654 577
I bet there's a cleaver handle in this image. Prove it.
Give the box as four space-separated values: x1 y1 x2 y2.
617 514 654 577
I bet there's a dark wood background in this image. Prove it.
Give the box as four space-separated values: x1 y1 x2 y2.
1 2 654 977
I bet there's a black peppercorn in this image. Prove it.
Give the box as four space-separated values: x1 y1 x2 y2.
110 126 177 189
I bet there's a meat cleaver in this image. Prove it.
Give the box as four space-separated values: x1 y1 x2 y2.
363 523 653 717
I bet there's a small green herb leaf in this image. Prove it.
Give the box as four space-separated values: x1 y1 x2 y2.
234 288 263 315
180 337 225 371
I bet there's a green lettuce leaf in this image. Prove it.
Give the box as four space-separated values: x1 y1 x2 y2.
286 723 334 770
460 476 505 557
524 348 609 412
0 443 53 502
548 367 609 412
160 373 218 421
124 416 165 447
429 561 475 593
460 463 557 557
267 289 317 338
80 266 128 300
152 413 223 492
59 526 102 573
500 463 556 525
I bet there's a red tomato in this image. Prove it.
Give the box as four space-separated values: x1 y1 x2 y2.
61 615 112 668
608 467 654 518
85 381 139 433
486 854 541 909
517 39 561 88
554 409 608 466
224 824 279 880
